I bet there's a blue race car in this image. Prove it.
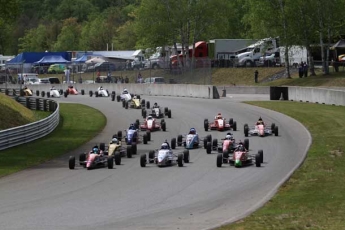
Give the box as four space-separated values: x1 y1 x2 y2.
124 123 150 145
176 128 212 149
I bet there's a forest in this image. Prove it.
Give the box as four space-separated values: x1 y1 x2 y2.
1 0 345 69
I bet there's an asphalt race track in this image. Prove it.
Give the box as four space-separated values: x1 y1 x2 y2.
0 94 311 230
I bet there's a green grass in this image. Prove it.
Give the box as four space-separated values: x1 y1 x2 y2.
218 101 345 230
0 103 106 177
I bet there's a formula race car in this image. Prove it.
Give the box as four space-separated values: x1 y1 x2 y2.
23 86 33 96
142 103 172 118
244 121 279 137
47 87 61 98
66 85 78 95
216 144 263 168
207 136 249 156
89 86 110 97
139 116 166 132
69 144 114 170
124 124 150 145
204 113 237 132
140 142 190 167
116 89 132 103
126 95 147 109
176 128 212 149
104 133 136 162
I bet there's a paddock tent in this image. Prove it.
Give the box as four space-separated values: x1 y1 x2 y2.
34 55 70 64
74 54 88 63
6 52 71 64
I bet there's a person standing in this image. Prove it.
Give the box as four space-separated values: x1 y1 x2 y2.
254 70 259 83
303 62 308 77
64 67 70 83
298 62 303 78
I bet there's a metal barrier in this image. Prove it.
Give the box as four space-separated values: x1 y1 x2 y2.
0 88 60 150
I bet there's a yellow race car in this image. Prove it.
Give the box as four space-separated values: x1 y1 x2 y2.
126 95 146 109
23 86 33 96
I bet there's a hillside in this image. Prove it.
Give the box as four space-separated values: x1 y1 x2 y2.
0 94 37 130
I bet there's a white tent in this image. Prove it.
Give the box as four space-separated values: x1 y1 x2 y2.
85 57 106 64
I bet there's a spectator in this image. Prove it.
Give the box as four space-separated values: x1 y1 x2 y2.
64 68 70 83
298 62 303 78
303 62 308 77
96 76 101 83
254 70 258 83
107 71 111 83
137 72 142 83
125 76 129 83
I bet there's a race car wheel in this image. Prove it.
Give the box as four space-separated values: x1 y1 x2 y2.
36 90 40 96
271 123 276 132
41 91 45 97
132 143 137 155
258 150 263 163
143 134 148 144
95 91 99 97
89 90 93 97
69 156 75 169
164 107 169 114
149 150 155 161
106 90 109 96
137 95 140 100
222 150 229 163
146 101 150 109
232 121 237 131
111 94 115 101
161 119 165 124
255 154 261 167
117 130 122 139
171 138 176 149
107 157 114 169
130 93 134 98
141 99 145 108
146 130 151 141
161 122 166 131
217 153 223 167
206 142 212 154
207 134 212 143
126 146 132 158
140 154 147 167
64 91 68 98
79 153 86 164
212 138 218 148
142 109 147 118
244 126 249 137
229 118 234 125
135 119 140 129
111 91 115 95
204 119 209 131
65 89 69 95
177 153 184 167
168 110 172 118
114 152 121 165
244 138 249 150
47 91 51 98
183 150 190 163
117 95 121 102
81 89 85 95
274 126 279 136
203 137 207 149
59 89 63 95
100 143 105 151
125 101 128 109
177 135 183 146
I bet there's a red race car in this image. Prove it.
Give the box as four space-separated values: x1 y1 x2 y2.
204 113 237 131
140 116 166 132
66 85 78 95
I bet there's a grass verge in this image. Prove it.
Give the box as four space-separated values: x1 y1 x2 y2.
0 103 106 177
218 101 345 230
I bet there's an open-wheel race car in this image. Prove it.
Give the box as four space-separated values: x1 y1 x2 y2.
124 95 147 109
66 85 78 95
140 141 190 167
139 115 166 132
104 132 137 163
124 123 151 146
175 128 212 149
216 144 263 168
206 133 249 154
89 86 110 97
69 144 114 170
23 86 33 96
204 113 237 132
244 118 278 137
141 102 172 119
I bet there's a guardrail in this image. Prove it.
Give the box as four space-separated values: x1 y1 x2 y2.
0 88 59 150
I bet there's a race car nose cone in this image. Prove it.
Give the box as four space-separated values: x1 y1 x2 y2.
235 160 242 167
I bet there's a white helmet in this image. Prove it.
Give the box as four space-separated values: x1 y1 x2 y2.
123 89 128 94
133 95 137 99
111 138 118 144
225 134 232 140
161 143 169 149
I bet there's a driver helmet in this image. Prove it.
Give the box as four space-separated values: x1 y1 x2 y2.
225 134 232 140
238 145 244 151
129 123 135 129
161 143 169 149
133 95 137 99
147 116 153 120
111 138 118 144
92 147 99 153
100 86 103 90
24 86 27 89
190 128 196 134
154 102 158 107
258 117 262 121
123 89 128 94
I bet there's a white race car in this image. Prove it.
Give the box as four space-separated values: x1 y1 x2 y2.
48 87 61 98
95 87 109 97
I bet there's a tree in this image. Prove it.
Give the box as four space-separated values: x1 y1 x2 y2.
18 24 49 52
53 18 81 51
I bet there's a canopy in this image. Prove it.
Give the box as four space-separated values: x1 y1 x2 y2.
330 39 345 49
6 52 71 64
85 57 105 64
74 54 88 63
34 55 70 64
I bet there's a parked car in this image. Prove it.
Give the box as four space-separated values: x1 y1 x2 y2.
48 64 66 74
144 77 165 84
93 62 116 72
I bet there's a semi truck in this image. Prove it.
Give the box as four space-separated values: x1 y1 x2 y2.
258 46 308 67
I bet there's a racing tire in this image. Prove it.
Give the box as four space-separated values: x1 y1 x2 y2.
126 146 132 158
149 150 155 161
137 95 141 100
107 157 114 169
117 95 121 102
47 92 50 98
271 123 276 132
65 89 69 96
99 143 105 151
146 101 150 109
59 89 63 95
142 109 147 118
223 150 229 163
168 110 172 118
79 153 86 165
232 121 237 131
111 91 115 96
177 153 184 167
229 118 234 125
212 138 218 148
111 94 115 101
244 126 249 137
114 152 121 165
206 142 212 154
69 156 75 169
125 101 128 109
171 138 176 149
203 137 207 149
36 90 40 96
122 100 125 108
258 150 263 163
217 153 223 168
141 99 145 108
146 130 151 141
64 91 68 98
140 154 147 167
177 135 183 146
81 90 85 95
164 107 169 114
255 154 261 167
117 130 122 139
143 134 148 144
95 91 100 97
106 90 109 97
204 119 209 131
161 122 166 131
41 91 45 97
274 126 279 136
89 91 93 97
135 119 140 129
244 138 249 150
207 134 212 142
132 143 137 155
161 119 165 123
183 150 190 163
130 94 134 98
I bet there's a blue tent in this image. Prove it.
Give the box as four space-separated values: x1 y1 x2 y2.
74 54 88 63
6 52 71 65
34 55 70 64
